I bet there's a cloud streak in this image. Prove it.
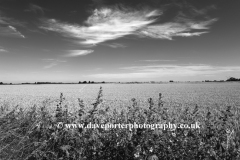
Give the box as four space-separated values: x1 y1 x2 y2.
0 25 25 38
41 4 217 46
87 65 240 79
105 43 126 48
63 50 94 57
42 59 66 69
0 12 25 38
138 18 217 40
139 60 177 62
0 46 8 52
0 49 8 52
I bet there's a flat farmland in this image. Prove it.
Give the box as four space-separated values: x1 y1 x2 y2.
0 82 240 109
1 82 240 159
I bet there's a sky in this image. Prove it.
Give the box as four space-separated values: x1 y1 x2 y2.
0 0 240 83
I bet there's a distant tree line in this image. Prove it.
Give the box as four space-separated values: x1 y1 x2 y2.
0 82 12 85
204 80 225 82
204 77 240 82
79 81 105 84
0 81 106 85
35 82 64 84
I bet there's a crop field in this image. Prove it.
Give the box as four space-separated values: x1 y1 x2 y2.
1 82 240 160
1 82 240 110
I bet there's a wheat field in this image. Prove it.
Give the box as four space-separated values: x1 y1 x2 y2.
1 83 240 109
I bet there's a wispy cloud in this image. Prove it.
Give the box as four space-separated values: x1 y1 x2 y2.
105 43 126 48
63 50 94 57
25 4 45 15
87 65 240 79
0 12 25 27
42 59 66 62
0 12 25 38
138 18 217 40
0 25 25 38
44 63 58 69
139 60 177 62
42 59 66 69
41 6 160 45
0 47 8 52
41 4 217 46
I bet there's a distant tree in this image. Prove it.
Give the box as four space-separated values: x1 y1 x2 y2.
79 81 81 84
0 82 3 85
102 81 105 83
169 80 174 82
226 77 240 81
91 81 94 83
82 81 87 84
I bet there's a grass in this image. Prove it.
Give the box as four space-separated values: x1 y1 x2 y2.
0 87 240 160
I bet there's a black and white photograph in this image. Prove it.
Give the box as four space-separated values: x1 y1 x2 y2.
0 0 240 159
